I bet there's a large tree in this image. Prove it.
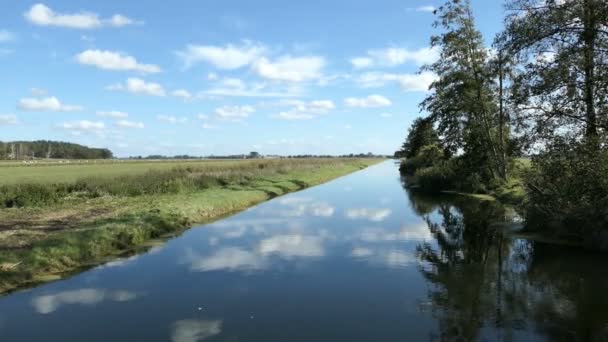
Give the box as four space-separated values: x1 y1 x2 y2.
498 0 608 149
421 0 507 180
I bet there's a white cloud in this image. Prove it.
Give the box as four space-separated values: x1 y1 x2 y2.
351 46 439 69
198 114 209 120
56 120 105 135
176 41 266 69
214 105 255 120
24 3 137 29
171 89 193 100
0 30 15 42
108 78 166 96
31 288 137 314
355 71 437 92
18 96 83 112
171 320 222 342
252 55 325 82
0 114 18 125
115 120 144 129
345 208 392 221
76 50 161 73
97 110 128 118
344 95 392 108
107 14 134 27
350 57 373 69
415 6 436 12
157 115 187 124
203 77 301 98
275 99 335 120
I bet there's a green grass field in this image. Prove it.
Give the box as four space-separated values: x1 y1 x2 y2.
0 159 255 185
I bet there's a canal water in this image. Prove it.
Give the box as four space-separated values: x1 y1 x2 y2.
1 161 607 341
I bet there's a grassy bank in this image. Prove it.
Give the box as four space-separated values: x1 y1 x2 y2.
0 158 382 294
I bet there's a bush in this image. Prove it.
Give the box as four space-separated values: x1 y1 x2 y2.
525 140 608 239
400 144 444 175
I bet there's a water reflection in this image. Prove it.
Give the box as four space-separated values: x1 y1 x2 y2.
1 161 608 341
345 208 392 222
406 187 608 341
171 319 222 342
32 288 138 314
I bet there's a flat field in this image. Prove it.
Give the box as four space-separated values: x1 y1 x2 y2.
0 159 254 185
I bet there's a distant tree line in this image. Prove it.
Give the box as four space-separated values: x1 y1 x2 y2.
127 152 387 160
0 141 113 160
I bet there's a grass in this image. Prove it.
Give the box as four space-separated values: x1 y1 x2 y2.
0 159 271 185
0 158 383 294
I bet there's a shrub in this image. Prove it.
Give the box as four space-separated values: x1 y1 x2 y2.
400 144 444 175
525 140 608 239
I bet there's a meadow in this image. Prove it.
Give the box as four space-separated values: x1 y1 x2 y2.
0 159 256 185
0 158 383 293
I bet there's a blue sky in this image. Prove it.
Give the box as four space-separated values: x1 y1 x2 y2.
0 1 505 157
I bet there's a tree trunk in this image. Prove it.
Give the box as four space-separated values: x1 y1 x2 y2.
582 0 598 147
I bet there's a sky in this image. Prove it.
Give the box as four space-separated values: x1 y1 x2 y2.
0 1 506 157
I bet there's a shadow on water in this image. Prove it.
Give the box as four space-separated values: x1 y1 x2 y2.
403 181 608 341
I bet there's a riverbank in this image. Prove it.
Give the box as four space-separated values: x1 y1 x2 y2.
0 158 382 294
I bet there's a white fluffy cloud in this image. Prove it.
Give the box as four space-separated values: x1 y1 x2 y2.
157 115 187 124
171 89 193 100
350 46 439 68
176 41 266 69
214 105 255 120
115 120 144 129
0 114 18 125
96 110 128 118
344 95 392 108
252 56 325 82
107 78 166 96
0 30 15 42
57 120 105 135
275 100 335 120
349 57 373 69
355 71 437 92
18 96 83 112
24 3 137 29
76 50 161 73
414 6 436 12
203 77 301 98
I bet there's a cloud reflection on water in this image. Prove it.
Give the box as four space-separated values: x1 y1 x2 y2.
31 288 137 314
171 319 222 342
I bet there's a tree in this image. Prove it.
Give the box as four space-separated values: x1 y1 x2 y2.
498 0 608 149
421 0 507 180
398 117 440 159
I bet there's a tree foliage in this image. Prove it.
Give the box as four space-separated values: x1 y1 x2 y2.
498 0 608 148
397 117 440 158
421 0 508 180
0 141 113 160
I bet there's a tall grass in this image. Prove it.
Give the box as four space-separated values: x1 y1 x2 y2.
0 159 370 208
